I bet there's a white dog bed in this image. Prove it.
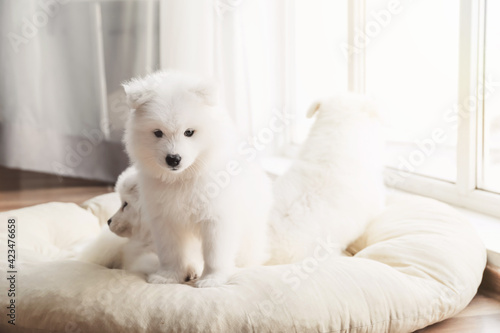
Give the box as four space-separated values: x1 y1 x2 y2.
0 192 486 332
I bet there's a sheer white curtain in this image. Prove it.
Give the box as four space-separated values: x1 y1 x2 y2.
0 0 159 182
160 0 288 143
0 0 286 182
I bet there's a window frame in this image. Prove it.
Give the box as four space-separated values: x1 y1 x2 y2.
282 0 500 218
372 0 500 218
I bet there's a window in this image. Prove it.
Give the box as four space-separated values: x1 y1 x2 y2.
481 0 500 194
366 0 459 183
285 0 500 218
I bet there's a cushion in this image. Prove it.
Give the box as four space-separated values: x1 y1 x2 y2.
0 193 486 332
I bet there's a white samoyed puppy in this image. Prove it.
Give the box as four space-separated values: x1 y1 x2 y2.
76 167 162 275
122 71 273 287
108 166 203 278
107 166 161 276
268 94 386 264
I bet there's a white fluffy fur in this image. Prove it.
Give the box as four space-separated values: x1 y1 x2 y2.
107 166 161 275
76 167 162 275
75 225 127 269
123 71 273 287
268 93 386 264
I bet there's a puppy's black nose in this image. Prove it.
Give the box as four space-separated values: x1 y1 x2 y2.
107 218 112 226
166 154 181 167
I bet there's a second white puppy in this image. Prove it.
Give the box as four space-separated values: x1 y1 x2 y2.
123 71 273 287
107 166 160 276
108 166 203 278
268 94 386 264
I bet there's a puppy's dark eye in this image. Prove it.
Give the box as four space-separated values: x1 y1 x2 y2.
122 201 128 211
184 129 195 137
154 130 163 138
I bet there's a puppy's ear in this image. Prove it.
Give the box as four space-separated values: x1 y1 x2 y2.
306 101 321 118
122 79 156 110
190 79 219 106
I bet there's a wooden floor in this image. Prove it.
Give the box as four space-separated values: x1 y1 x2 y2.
1 166 500 332
417 294 500 332
0 166 113 211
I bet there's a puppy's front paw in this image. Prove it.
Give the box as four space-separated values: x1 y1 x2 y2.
185 266 198 282
195 273 229 288
147 270 182 284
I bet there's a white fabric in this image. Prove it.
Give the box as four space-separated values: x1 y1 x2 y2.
1 0 288 180
1 0 158 181
0 192 486 332
159 0 286 138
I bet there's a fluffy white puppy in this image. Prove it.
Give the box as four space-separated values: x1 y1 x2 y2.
76 167 162 275
107 166 161 276
123 71 273 287
268 94 386 264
